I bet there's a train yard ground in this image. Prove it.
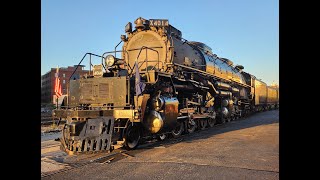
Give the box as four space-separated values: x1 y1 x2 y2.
41 110 279 179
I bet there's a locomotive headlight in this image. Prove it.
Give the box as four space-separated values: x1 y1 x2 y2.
105 55 115 67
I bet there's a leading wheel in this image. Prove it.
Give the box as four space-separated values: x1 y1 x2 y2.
123 122 141 150
187 119 196 133
171 121 184 138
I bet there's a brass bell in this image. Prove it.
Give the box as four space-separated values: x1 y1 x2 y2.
135 17 145 30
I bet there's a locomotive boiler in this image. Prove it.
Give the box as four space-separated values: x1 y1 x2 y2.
53 17 279 155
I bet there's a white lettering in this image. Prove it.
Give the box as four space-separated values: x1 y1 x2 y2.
149 19 169 27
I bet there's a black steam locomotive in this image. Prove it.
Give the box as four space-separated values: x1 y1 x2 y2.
53 17 279 155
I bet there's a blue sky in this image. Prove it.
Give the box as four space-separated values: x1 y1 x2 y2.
41 0 278 85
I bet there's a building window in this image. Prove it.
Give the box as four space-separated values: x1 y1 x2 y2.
63 73 66 78
63 80 65 84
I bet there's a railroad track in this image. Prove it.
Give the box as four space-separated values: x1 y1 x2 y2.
41 144 60 149
41 120 66 125
41 149 131 178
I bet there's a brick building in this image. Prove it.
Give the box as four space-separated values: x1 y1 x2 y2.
41 65 90 103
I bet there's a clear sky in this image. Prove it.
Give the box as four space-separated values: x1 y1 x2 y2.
41 0 278 85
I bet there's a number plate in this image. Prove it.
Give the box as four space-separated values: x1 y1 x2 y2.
149 19 169 27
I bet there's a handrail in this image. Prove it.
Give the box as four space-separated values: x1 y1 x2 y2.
114 40 122 58
65 47 161 108
137 60 164 71
68 53 104 82
129 46 160 75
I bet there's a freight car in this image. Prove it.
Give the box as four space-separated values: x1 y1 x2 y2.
53 17 279 155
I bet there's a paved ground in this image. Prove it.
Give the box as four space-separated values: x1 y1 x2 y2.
42 110 279 180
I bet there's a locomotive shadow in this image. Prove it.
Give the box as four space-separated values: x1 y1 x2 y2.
181 110 279 144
